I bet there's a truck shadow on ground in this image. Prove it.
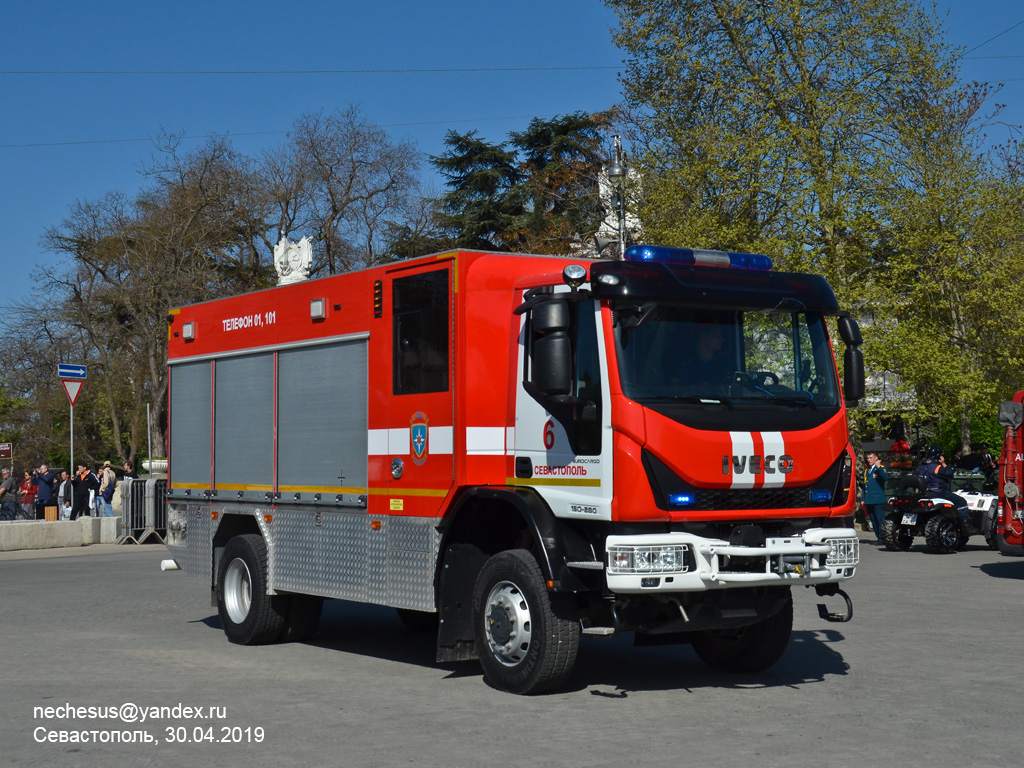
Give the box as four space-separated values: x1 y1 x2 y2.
565 628 849 695
977 560 1024 580
877 542 1000 555
201 600 850 693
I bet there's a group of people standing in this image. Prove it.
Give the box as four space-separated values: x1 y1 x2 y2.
0 461 135 522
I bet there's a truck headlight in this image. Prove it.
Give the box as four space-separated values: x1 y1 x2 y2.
824 538 859 566
607 545 689 574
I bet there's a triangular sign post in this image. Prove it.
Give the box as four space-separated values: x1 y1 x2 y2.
61 379 83 407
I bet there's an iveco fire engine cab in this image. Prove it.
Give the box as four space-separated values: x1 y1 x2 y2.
165 244 864 694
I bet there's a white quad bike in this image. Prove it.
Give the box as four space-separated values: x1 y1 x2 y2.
880 473 999 554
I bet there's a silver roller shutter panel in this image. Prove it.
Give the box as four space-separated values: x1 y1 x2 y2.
277 340 368 502
169 360 212 490
214 353 274 500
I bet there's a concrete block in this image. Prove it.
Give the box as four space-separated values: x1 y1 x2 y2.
99 516 121 543
0 515 123 551
81 516 101 545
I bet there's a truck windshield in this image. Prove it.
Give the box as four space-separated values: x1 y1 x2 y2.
612 303 839 407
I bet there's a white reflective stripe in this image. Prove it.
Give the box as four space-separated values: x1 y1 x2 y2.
388 428 409 455
761 432 786 488
467 427 506 455
367 427 454 455
430 426 453 455
730 432 755 489
367 429 388 456
506 427 515 451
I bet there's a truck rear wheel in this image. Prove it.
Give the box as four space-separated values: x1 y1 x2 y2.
690 590 793 673
473 549 580 694
217 534 288 645
881 518 913 551
923 515 959 554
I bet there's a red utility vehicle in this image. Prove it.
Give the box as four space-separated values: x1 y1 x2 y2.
996 393 1024 556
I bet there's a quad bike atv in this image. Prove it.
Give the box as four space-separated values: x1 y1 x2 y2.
880 474 999 554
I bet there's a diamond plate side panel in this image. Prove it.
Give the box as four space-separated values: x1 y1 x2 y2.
169 503 211 580
225 505 438 608
385 516 439 611
386 551 435 611
268 508 320 594
265 507 370 601
388 516 433 552
321 511 369 602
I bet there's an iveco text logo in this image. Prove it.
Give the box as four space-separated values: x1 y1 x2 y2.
722 454 794 475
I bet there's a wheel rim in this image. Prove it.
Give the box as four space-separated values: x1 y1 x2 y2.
224 557 252 624
484 580 533 667
939 519 958 548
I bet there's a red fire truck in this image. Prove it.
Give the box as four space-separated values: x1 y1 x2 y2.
165 244 864 694
996 393 1024 556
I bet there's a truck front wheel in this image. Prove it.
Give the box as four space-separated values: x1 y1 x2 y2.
473 549 580 694
690 591 793 673
217 534 288 645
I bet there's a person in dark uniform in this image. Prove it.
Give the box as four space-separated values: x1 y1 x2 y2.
862 451 889 544
70 463 99 521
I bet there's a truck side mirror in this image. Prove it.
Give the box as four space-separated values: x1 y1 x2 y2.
837 316 862 346
836 316 864 406
532 300 569 333
530 300 572 396
844 347 865 406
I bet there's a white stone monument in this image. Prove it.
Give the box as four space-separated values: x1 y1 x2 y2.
274 233 313 285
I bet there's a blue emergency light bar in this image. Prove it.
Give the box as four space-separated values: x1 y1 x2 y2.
623 245 773 271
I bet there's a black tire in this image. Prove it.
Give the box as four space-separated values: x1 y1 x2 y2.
923 515 959 554
279 595 323 643
881 518 913 551
396 608 440 633
956 527 969 551
985 516 999 551
473 549 580 695
217 534 288 645
996 534 1024 557
691 590 793 673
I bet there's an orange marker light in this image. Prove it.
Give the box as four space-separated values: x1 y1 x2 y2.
264 514 273 523
371 520 382 531
210 511 219 520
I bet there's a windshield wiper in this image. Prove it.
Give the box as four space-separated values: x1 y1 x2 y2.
764 395 817 409
643 395 735 409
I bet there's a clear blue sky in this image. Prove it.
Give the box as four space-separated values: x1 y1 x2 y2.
1 1 1022 309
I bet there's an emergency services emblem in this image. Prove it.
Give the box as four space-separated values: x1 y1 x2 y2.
411 412 429 465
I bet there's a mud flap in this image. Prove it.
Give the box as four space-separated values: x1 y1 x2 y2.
436 542 487 662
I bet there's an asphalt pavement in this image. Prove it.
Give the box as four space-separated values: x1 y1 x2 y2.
1 535 1022 768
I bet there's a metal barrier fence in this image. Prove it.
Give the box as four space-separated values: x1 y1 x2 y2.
117 478 167 544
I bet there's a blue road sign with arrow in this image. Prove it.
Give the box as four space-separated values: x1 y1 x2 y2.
57 364 87 379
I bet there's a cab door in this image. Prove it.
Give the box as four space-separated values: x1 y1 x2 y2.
513 297 613 521
374 263 455 518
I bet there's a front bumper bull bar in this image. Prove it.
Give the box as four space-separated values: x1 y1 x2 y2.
604 527 859 594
